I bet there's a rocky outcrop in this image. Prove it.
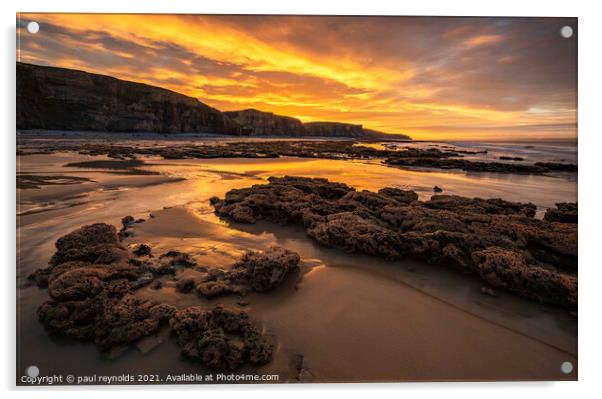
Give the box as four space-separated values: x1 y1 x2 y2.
224 109 305 136
29 221 280 368
170 305 273 369
194 246 300 298
17 62 240 134
211 176 577 309
544 202 578 223
30 223 176 348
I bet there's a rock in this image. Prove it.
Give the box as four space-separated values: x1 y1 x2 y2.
377 187 418 204
169 305 273 370
49 223 128 266
480 286 497 297
158 251 196 267
31 222 282 364
433 186 443 193
133 244 152 257
534 162 578 172
232 246 300 292
144 251 196 275
211 176 577 309
385 156 570 175
175 277 196 293
31 222 175 351
195 246 300 299
119 216 140 241
196 280 236 298
130 272 155 289
94 298 176 350
472 247 576 309
237 298 249 306
121 216 135 228
544 202 578 223
425 195 536 217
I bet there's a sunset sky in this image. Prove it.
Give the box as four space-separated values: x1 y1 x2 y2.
17 14 577 140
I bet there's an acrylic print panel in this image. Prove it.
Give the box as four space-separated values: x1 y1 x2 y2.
16 13 577 385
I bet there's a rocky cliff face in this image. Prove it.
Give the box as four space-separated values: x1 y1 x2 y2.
303 122 365 137
223 110 406 139
17 62 411 140
224 109 305 136
17 62 240 134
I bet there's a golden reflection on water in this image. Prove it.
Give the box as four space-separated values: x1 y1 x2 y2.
147 156 576 212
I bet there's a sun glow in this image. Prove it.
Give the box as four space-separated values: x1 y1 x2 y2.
17 14 577 140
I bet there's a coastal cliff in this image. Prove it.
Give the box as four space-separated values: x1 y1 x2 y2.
224 109 306 136
17 62 239 134
304 121 364 137
17 62 410 139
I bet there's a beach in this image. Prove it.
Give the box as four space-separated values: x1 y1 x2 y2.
17 135 577 383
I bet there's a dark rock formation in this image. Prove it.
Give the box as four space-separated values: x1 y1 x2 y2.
385 157 554 174
211 176 577 309
544 202 578 223
133 243 152 257
534 162 578 172
19 136 574 176
224 109 305 136
424 195 537 217
17 62 239 134
29 222 278 367
17 174 92 189
233 247 300 292
195 246 300 298
141 251 197 275
30 223 176 349
48 223 128 266
169 305 273 369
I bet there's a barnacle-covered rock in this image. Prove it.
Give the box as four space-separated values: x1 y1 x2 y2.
169 305 273 369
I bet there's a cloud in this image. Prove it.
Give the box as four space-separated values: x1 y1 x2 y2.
464 34 504 47
17 14 577 139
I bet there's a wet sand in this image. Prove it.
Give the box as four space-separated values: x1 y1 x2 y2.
17 150 577 383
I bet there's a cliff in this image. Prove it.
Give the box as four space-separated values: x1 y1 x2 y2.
223 109 305 136
17 62 240 134
224 109 411 139
17 62 411 140
303 121 365 137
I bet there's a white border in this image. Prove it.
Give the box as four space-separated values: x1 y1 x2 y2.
3 1 602 398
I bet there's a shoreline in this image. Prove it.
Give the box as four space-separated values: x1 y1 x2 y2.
16 146 578 382
17 136 577 176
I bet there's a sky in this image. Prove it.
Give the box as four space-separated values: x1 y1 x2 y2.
17 14 577 140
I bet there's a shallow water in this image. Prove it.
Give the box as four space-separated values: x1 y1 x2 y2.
16 150 578 383
358 139 578 165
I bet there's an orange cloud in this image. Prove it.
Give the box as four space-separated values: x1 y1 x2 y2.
16 14 577 140
464 34 504 47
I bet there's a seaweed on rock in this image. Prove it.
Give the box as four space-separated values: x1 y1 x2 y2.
211 176 577 309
